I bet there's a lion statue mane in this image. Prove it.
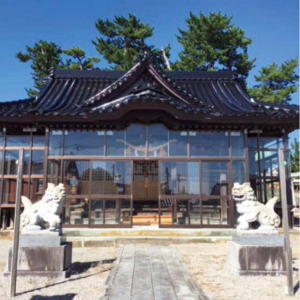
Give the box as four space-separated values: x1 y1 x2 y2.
20 183 66 232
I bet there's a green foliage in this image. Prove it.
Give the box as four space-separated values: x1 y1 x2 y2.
16 40 63 96
291 139 300 172
93 14 169 70
16 41 100 96
248 59 299 103
63 48 100 70
175 12 255 80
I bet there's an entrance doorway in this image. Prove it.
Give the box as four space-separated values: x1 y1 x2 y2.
132 160 160 225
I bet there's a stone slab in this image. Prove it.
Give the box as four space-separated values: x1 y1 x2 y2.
5 242 72 278
228 235 286 276
19 231 61 247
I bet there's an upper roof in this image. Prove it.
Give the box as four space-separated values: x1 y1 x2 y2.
0 53 298 130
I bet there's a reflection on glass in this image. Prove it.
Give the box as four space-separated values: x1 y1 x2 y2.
148 124 168 157
160 162 200 195
232 160 246 184
64 130 104 155
91 161 132 195
105 200 118 224
249 150 259 177
6 136 31 147
202 162 228 196
47 160 61 184
125 125 146 156
106 130 125 156
120 200 131 224
260 151 278 177
231 131 244 157
259 137 283 149
248 137 258 148
169 131 188 156
31 151 44 174
64 160 90 195
23 150 31 175
90 199 104 224
202 199 223 225
49 131 63 155
174 200 189 224
30 179 44 202
190 199 201 224
66 198 89 225
3 179 17 203
33 135 45 147
190 132 229 156
4 150 19 175
0 134 4 147
265 178 280 199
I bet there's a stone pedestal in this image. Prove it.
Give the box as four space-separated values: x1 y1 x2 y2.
4 232 72 278
227 234 286 275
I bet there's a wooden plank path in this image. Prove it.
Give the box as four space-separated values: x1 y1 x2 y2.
102 244 208 300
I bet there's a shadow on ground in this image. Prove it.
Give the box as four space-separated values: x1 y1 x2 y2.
30 294 76 300
70 258 116 275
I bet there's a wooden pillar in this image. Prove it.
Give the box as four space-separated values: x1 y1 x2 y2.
10 149 24 298
279 148 294 296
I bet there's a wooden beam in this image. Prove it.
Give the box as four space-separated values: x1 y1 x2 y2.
10 149 24 298
278 148 294 296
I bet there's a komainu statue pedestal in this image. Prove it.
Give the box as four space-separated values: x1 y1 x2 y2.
5 231 72 278
227 234 286 275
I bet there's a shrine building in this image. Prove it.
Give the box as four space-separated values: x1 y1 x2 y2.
0 54 298 229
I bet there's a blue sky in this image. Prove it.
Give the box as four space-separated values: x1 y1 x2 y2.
0 0 298 138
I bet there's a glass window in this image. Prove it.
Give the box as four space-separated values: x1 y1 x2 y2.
249 150 260 177
6 135 31 147
64 160 90 195
260 151 279 177
4 150 19 175
23 150 31 175
125 125 146 156
190 199 201 224
90 199 104 225
148 124 168 157
259 137 283 149
31 150 44 175
0 133 4 147
105 200 119 224
232 160 246 184
202 198 228 225
201 162 228 196
33 135 45 147
3 179 17 203
160 161 200 195
169 131 188 156
231 131 244 157
47 160 61 184
49 130 63 155
174 200 189 225
248 137 258 148
30 178 44 202
106 130 125 156
65 198 89 225
91 161 132 195
64 130 104 156
190 131 229 156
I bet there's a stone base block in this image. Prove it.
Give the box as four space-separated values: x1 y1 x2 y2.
4 242 72 278
227 234 286 275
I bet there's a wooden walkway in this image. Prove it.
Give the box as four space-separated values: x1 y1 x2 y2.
103 244 208 300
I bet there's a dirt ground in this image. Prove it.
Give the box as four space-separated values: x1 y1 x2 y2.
0 239 116 300
0 233 299 300
176 232 300 300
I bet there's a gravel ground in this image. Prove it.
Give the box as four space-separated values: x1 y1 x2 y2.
0 233 299 300
0 239 116 300
176 233 300 300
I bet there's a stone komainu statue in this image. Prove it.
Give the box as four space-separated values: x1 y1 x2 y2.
20 183 66 232
232 182 281 231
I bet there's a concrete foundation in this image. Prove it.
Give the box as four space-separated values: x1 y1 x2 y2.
5 233 72 278
227 234 286 275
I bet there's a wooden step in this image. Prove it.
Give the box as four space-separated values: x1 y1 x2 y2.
132 214 172 225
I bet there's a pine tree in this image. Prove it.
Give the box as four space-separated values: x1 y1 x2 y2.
16 40 63 96
248 59 298 103
93 14 169 70
175 12 255 80
291 139 300 173
17 41 100 96
63 48 100 70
